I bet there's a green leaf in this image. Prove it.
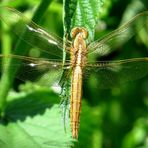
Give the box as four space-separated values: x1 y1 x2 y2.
0 87 73 148
63 0 104 41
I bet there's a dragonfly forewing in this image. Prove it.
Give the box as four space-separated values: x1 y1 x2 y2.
84 58 148 88
0 6 71 59
87 11 148 58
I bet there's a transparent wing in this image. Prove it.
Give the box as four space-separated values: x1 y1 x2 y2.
0 6 71 58
87 11 148 57
84 58 148 88
0 54 71 87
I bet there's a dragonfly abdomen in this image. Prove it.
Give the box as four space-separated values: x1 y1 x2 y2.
70 66 83 139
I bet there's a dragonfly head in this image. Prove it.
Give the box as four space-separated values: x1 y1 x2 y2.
71 27 88 39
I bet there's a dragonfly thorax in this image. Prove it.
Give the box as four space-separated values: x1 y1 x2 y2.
70 27 88 68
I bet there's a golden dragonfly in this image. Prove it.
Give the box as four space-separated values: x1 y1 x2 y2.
0 7 148 139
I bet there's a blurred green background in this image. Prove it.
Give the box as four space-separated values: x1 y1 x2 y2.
0 0 148 148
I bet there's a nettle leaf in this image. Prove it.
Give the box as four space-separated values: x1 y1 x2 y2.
0 88 73 148
64 0 104 41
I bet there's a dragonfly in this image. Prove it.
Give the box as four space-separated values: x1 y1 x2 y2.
0 7 148 139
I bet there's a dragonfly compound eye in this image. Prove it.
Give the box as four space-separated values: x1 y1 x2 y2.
71 27 88 39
